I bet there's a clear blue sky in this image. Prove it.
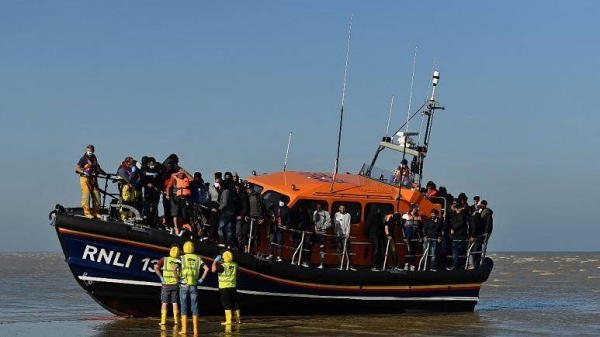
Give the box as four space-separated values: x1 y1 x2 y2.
1 1 598 252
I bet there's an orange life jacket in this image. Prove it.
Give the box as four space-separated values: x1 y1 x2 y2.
173 176 191 197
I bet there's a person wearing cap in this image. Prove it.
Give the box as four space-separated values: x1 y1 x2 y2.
448 193 469 270
211 250 240 325
232 172 241 185
75 144 106 219
479 200 493 237
423 209 443 271
468 200 493 269
154 244 182 327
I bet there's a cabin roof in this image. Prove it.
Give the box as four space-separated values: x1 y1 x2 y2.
246 171 414 202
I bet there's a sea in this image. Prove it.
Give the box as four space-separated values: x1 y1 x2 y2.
0 252 598 336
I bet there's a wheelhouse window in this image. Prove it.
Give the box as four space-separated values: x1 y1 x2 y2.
248 183 264 194
261 190 289 211
292 199 329 220
331 201 362 224
364 203 394 222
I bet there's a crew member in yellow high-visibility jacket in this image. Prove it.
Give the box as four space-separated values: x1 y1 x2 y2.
154 244 181 327
211 250 240 325
175 241 209 335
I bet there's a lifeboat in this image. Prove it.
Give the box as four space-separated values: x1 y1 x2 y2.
50 70 493 317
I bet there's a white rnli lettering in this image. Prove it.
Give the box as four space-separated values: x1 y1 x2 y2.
82 245 98 262
81 245 133 269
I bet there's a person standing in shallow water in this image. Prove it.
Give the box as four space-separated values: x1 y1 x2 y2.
75 144 105 219
154 244 181 327
211 250 240 326
176 241 209 335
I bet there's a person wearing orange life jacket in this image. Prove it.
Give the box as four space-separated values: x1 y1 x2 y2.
75 144 106 219
166 168 193 236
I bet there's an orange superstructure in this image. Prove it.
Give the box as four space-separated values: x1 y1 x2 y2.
245 170 442 267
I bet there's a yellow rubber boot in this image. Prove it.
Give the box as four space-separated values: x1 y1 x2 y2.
159 309 167 326
92 205 102 219
192 315 199 335
83 206 93 219
173 309 180 325
234 310 241 324
221 310 232 325
179 315 187 334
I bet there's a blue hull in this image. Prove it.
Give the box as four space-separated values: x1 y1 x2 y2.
54 213 492 317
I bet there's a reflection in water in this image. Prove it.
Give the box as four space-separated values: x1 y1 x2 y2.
91 313 490 337
1 252 599 336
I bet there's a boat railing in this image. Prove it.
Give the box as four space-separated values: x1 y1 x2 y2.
290 229 308 265
111 203 143 223
465 234 490 269
426 196 447 218
417 238 441 271
247 218 257 254
267 226 356 270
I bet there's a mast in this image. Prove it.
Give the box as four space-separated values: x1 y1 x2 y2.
331 14 353 193
415 70 444 186
422 70 443 150
366 70 444 190
283 132 292 172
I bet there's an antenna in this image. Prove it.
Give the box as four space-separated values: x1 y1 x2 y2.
331 14 353 193
283 132 292 172
405 46 418 133
385 94 395 137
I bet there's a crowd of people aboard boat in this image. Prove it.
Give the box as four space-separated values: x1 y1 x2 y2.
76 144 493 273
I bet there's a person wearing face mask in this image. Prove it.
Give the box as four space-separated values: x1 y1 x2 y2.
75 144 106 219
267 197 290 262
141 157 161 226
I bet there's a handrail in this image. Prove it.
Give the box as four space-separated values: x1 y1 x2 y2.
267 225 356 267
465 233 489 269
291 230 306 265
426 195 447 218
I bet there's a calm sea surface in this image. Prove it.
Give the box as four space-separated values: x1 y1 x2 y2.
0 252 598 336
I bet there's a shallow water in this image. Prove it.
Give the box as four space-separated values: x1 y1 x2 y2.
0 252 598 336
